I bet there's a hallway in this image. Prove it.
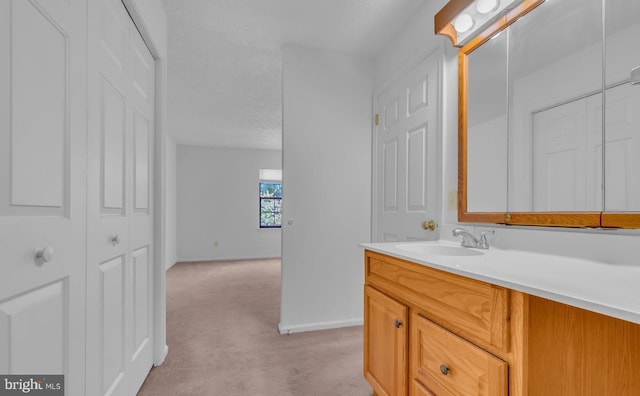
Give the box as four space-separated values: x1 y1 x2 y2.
138 259 371 395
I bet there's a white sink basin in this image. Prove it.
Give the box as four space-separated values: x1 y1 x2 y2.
394 243 485 257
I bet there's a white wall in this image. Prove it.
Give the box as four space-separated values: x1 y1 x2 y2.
176 145 282 261
374 0 448 88
279 45 373 333
165 136 177 269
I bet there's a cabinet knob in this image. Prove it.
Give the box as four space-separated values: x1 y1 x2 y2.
35 246 54 263
111 234 121 246
439 364 450 375
394 320 402 328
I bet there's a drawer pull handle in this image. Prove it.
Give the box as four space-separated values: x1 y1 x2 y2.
439 364 449 375
394 320 403 329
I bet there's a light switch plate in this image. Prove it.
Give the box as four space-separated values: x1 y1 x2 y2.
448 191 457 211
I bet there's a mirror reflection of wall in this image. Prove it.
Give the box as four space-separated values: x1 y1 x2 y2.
465 0 640 214
467 30 508 213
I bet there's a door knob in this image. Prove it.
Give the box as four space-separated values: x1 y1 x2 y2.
35 246 54 263
111 234 121 246
422 220 437 231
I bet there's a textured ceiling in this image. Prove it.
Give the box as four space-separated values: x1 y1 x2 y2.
162 0 427 150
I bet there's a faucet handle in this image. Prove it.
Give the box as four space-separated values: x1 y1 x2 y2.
478 230 495 249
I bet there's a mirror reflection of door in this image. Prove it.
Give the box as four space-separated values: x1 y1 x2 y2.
604 83 640 211
605 0 640 213
532 94 601 212
532 82 640 212
508 0 602 213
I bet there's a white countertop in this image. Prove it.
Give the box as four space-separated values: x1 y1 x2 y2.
361 241 640 325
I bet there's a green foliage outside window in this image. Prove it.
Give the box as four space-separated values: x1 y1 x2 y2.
259 182 282 228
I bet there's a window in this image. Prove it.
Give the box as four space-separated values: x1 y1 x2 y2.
259 182 282 228
259 168 282 228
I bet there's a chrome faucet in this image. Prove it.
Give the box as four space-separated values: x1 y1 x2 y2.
452 228 494 249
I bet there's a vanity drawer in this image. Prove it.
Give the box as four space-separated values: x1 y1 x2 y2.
410 313 508 396
365 250 510 352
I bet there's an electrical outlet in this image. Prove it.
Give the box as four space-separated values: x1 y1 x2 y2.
448 191 457 211
213 240 219 247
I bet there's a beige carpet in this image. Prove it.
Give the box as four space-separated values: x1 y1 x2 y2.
138 259 372 396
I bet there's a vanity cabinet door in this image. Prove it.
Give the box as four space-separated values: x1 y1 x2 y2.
364 285 409 396
410 313 508 396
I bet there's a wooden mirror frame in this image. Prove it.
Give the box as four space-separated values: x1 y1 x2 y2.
451 0 640 229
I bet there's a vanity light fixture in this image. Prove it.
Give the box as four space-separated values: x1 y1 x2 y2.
476 0 500 14
435 0 528 47
453 13 475 33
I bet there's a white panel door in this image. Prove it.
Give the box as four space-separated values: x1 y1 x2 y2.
375 54 439 242
127 19 155 396
86 0 130 394
86 0 155 394
0 0 86 394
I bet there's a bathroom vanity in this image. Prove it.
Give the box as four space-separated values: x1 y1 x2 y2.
361 242 640 396
365 0 640 393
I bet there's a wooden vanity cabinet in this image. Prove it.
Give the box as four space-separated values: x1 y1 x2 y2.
364 250 515 396
527 296 640 395
364 250 640 396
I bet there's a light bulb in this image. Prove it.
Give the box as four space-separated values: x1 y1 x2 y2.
453 14 474 33
476 0 500 14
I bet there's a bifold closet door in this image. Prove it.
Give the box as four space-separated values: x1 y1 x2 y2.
86 0 155 394
0 0 87 395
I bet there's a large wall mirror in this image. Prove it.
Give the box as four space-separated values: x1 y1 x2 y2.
458 0 640 228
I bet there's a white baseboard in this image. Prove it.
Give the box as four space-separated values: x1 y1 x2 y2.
176 256 282 263
154 344 168 366
278 318 363 335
